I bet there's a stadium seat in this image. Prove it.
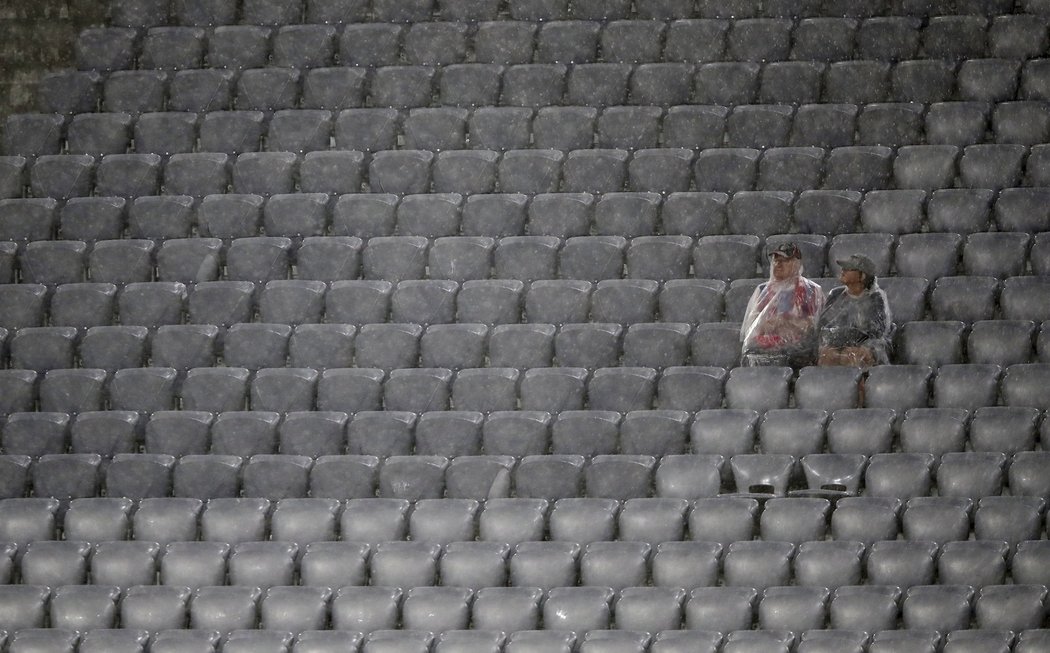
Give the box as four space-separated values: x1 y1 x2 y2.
94 153 160 199
132 496 203 545
90 540 160 587
369 541 442 588
161 540 230 588
421 324 488 369
901 495 972 546
511 452 585 499
20 540 92 586
173 455 243 499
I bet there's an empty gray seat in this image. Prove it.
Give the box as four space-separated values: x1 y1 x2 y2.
199 111 265 154
168 69 234 113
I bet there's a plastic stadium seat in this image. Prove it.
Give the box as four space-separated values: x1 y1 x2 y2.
37 69 102 115
864 452 936 500
228 540 299 588
337 23 402 67
617 497 689 545
369 66 436 110
133 112 202 159
936 452 1006 502
865 539 939 589
75 25 136 71
369 541 442 588
540 586 613 633
139 26 205 70
756 147 823 193
1001 362 1050 409
791 540 866 590
684 586 757 633
543 498 614 546
0 154 26 198
496 151 561 195
258 586 331 634
974 495 1045 550
234 68 300 116
962 232 1029 279
1010 450 1050 499
271 24 336 69
517 367 587 414
173 455 243 499
521 282 587 326
29 154 95 201
959 144 1028 190
1000 278 1050 324
103 453 175 499
828 585 902 633
90 540 159 587
208 411 280 457
950 76 1012 124
20 540 91 586
513 455 584 501
564 63 630 109
167 69 235 113
198 111 265 155
600 19 665 62
265 111 333 156
584 454 656 499
533 20 598 64
241 453 313 500
402 587 473 632
902 495 972 546
897 407 966 457
928 101 982 146
330 497 406 546
726 105 794 149
160 540 230 588
189 585 263 633
232 152 298 197
830 495 901 546
590 280 657 324
974 585 1049 632
2 114 63 159
994 101 1050 145
466 108 532 153
827 405 894 449
200 497 273 545
445 455 515 501
192 196 260 242
121 586 192 632
999 189 1050 234
896 321 966 367
938 540 1010 589
361 232 427 280
299 543 369 588
131 496 202 545
439 64 503 108
554 323 623 369
2 412 72 458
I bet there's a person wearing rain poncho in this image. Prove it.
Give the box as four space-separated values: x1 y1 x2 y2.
740 242 825 369
816 253 893 368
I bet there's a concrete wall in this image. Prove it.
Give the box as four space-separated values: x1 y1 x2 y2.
0 0 107 120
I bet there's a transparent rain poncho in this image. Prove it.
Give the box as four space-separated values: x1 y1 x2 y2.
740 263 825 368
816 279 894 366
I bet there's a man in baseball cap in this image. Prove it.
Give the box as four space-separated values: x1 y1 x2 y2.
740 241 825 368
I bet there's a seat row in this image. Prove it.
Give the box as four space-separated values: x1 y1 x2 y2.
4 440 1050 503
106 0 1049 28
4 186 1050 249
4 486 1050 548
1 627 1049 653
0 272 1047 331
5 371 1050 448
1 583 1050 653
7 513 1050 588
74 14 1050 74
12 99 1050 163
0 627 1038 653
11 147 1050 211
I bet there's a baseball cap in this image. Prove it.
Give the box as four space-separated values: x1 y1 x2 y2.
769 242 801 259
836 253 876 277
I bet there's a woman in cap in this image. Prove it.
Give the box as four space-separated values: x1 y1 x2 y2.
816 253 893 367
